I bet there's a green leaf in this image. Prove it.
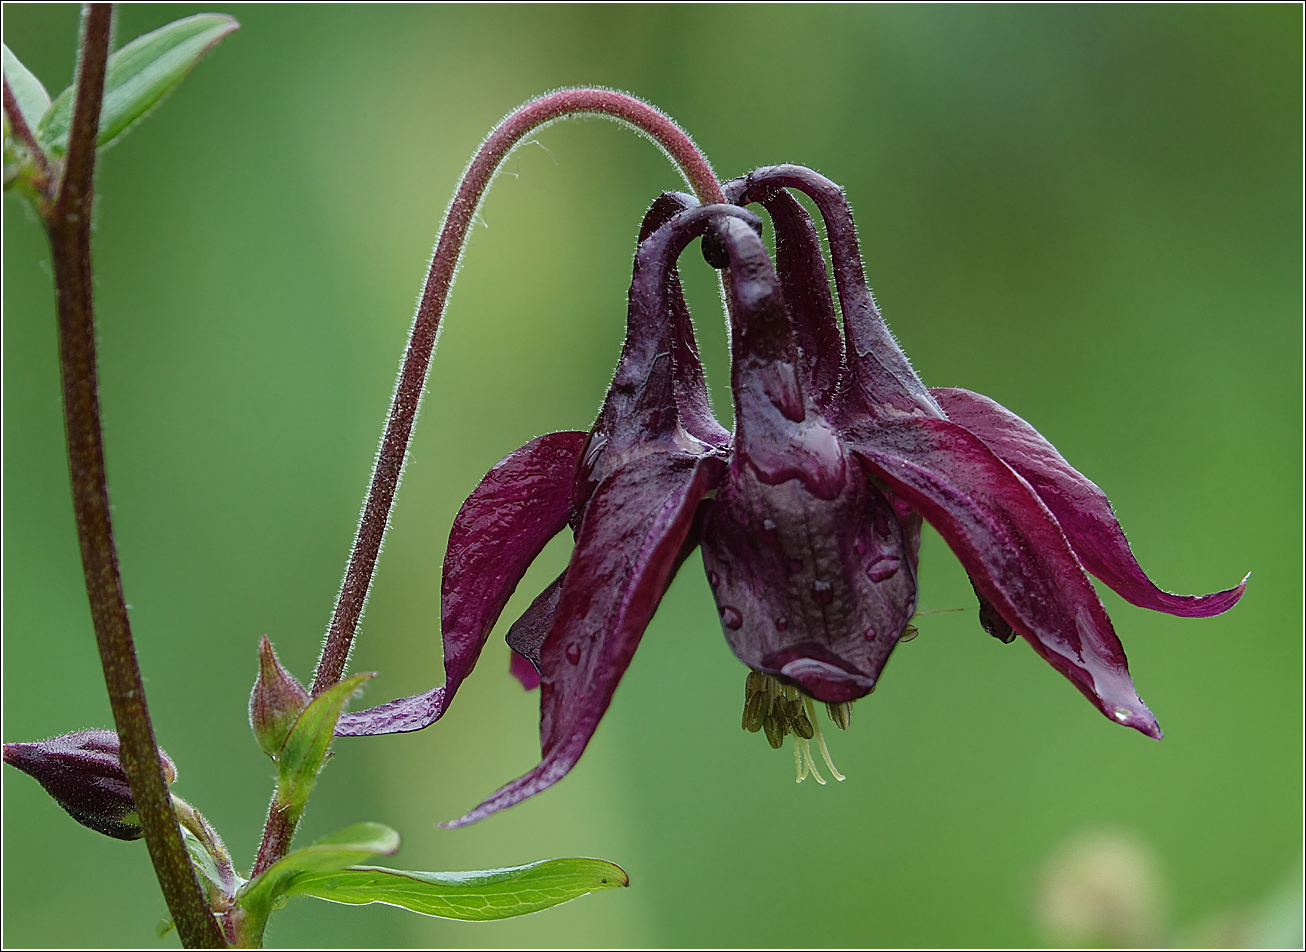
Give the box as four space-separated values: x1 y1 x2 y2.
2 43 51 133
276 672 373 816
236 822 400 926
37 13 238 154
288 858 630 921
181 827 231 901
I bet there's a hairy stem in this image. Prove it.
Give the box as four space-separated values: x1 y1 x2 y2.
45 4 225 947
249 89 725 879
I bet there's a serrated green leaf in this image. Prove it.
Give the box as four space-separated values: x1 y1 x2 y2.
37 13 238 154
276 672 373 815
236 822 400 927
3 43 51 133
288 857 630 921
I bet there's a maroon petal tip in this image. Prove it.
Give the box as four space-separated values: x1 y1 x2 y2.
510 651 541 691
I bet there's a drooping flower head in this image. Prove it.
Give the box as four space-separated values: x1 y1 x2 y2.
336 165 1245 827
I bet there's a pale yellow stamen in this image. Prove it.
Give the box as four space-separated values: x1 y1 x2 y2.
744 670 851 784
798 736 826 785
805 696 846 781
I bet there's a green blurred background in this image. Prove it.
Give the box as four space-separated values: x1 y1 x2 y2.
3 4 1300 947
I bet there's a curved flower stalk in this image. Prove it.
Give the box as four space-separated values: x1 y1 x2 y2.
338 164 1245 828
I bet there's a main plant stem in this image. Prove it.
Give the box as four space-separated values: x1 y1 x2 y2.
44 5 225 947
250 89 727 878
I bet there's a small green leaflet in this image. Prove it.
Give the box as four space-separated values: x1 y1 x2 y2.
38 13 238 154
288 858 630 921
2 43 51 133
276 672 373 816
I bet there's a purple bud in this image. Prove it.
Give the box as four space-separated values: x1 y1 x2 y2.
249 635 310 757
2 729 176 841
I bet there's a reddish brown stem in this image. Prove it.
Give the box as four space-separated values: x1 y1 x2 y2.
45 4 225 947
250 89 725 880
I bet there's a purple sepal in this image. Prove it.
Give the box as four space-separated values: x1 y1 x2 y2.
848 417 1162 739
932 387 1247 617
336 430 585 736
442 451 724 828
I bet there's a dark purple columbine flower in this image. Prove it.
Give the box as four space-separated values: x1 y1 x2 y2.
3 729 177 840
336 166 1245 826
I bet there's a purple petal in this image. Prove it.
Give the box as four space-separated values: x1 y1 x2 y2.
442 451 725 828
336 431 585 736
578 205 757 509
636 194 730 448
701 451 917 703
752 187 843 410
932 387 1246 617
668 269 731 448
729 166 940 419
713 214 847 500
693 213 917 700
848 417 1163 739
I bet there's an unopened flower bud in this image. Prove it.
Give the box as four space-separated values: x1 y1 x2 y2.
250 635 310 757
2 729 176 841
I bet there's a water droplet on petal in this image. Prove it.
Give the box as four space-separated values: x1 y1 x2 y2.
775 616 789 632
565 644 581 665
811 581 834 605
760 519 779 546
708 571 720 588
721 606 743 629
1113 707 1131 723
865 556 900 582
787 558 804 575
540 681 555 699
864 628 877 641
899 624 918 643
